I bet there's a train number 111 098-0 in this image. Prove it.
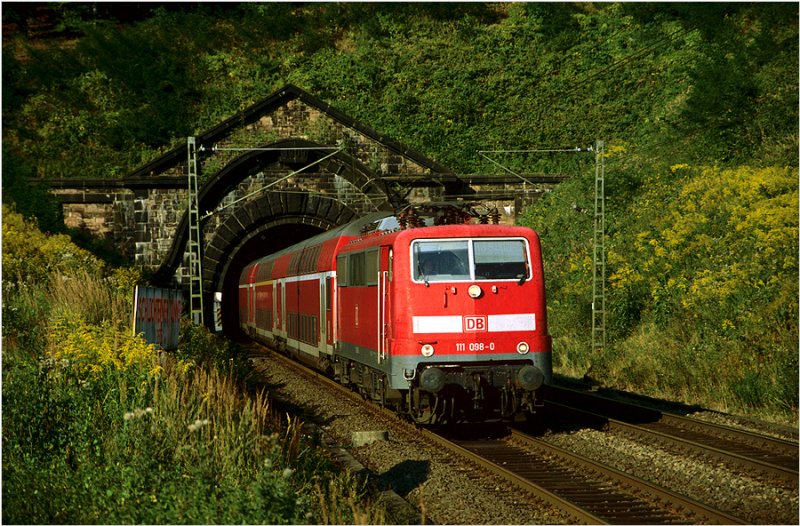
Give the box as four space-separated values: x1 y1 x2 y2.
455 342 495 352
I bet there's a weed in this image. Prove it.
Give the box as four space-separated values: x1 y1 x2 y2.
2 213 386 524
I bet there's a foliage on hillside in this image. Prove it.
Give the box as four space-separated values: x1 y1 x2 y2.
2 205 102 285
1 207 385 523
521 163 798 415
3 3 797 179
2 3 796 419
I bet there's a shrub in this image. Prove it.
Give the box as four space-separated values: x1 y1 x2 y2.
175 318 253 386
2 205 103 291
11 321 376 519
47 313 160 377
4 309 382 524
2 211 385 524
615 165 798 370
521 164 798 418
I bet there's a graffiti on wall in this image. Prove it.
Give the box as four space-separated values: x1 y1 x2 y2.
133 285 183 350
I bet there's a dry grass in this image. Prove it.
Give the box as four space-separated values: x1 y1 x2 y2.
47 270 133 329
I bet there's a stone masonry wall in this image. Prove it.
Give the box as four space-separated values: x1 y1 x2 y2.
55 186 188 268
50 95 458 276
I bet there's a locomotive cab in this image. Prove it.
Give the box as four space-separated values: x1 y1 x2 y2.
387 227 552 424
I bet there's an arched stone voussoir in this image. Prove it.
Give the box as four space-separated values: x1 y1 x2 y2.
202 194 358 295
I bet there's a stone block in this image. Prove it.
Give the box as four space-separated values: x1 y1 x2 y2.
351 430 388 447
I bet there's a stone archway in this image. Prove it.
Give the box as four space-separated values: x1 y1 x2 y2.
206 194 356 334
48 85 473 297
87 84 475 331
153 137 396 285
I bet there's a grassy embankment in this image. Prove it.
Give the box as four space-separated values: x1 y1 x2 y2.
520 163 797 423
2 206 386 524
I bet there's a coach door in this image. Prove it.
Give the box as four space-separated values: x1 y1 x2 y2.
319 274 334 356
275 281 283 337
250 285 256 325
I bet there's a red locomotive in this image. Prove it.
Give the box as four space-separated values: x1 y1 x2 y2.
239 203 552 423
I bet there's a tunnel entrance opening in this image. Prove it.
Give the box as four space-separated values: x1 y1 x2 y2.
219 221 325 339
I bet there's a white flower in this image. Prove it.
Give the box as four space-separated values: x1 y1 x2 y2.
124 407 154 422
188 418 210 432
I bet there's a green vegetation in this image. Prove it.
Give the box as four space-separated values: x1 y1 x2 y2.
2 206 386 524
2 0 796 463
521 164 797 417
4 4 796 181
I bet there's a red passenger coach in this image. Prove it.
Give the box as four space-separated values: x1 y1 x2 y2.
240 204 552 423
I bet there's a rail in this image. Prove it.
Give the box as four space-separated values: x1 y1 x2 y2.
545 385 799 488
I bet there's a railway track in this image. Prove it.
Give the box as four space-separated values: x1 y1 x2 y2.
431 426 744 525
544 384 799 488
247 345 429 524
248 346 770 524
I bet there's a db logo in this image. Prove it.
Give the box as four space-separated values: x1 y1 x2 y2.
464 315 487 332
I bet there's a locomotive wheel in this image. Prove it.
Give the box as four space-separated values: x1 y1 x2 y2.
501 389 519 419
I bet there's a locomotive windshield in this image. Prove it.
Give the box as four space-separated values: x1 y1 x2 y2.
412 238 530 283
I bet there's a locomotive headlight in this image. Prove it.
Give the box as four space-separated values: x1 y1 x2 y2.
421 344 435 357
516 341 530 354
468 285 483 299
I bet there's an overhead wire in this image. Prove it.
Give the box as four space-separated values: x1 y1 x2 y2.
471 24 700 178
557 26 699 101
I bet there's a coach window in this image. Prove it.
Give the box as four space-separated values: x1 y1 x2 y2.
325 277 333 310
289 253 300 275
299 250 309 274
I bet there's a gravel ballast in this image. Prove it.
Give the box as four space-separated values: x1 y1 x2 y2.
252 354 798 524
253 355 572 524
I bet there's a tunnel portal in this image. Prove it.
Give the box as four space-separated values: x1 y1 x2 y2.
218 220 326 337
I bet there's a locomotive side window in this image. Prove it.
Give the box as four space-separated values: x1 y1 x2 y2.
365 250 379 286
349 252 365 285
340 250 379 287
412 238 530 283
